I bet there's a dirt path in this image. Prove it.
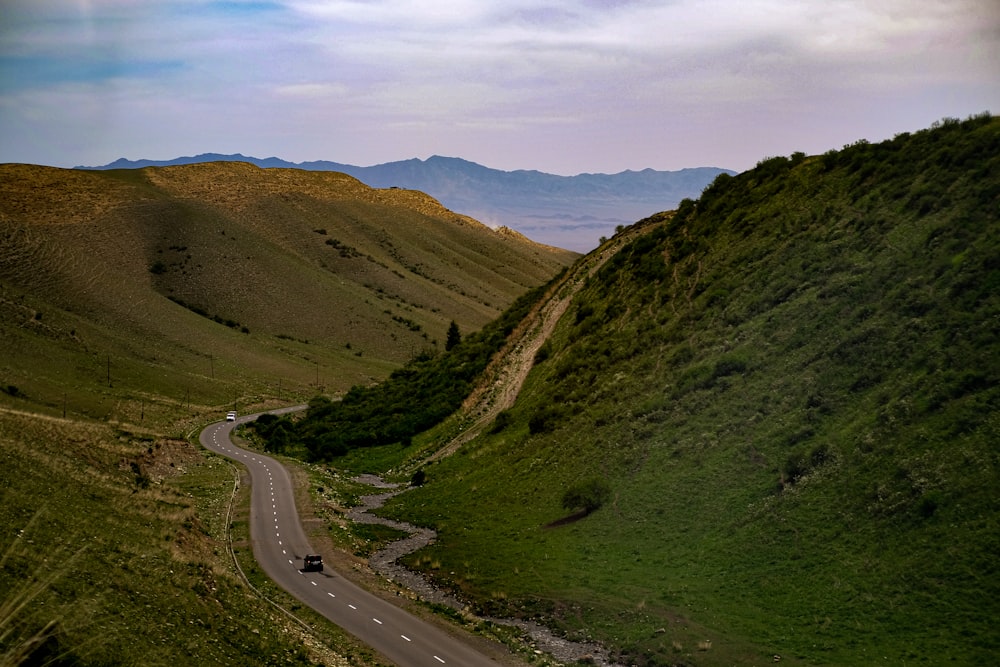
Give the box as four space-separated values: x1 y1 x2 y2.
426 224 651 463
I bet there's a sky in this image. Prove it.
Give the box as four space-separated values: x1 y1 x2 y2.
1 0 998 175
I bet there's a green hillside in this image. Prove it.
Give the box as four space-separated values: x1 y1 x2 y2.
371 115 1000 665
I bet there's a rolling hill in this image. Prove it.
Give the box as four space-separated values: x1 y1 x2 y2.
0 161 575 418
78 154 734 252
303 114 1000 666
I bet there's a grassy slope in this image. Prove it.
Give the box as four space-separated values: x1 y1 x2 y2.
0 408 360 666
0 162 575 419
0 163 573 665
378 116 1000 665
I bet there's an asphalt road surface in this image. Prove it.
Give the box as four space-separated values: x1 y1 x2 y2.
199 409 502 667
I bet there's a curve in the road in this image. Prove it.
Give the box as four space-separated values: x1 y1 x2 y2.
199 411 502 667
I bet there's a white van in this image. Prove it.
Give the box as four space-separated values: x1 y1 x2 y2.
226 411 237 422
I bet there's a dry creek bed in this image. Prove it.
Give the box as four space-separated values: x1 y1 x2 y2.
349 474 625 667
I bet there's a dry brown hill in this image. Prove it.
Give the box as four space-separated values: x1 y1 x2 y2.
0 162 576 414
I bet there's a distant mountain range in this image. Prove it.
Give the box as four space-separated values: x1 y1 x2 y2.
78 154 735 252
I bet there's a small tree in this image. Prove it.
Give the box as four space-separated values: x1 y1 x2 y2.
561 477 611 515
445 320 461 351
262 418 293 454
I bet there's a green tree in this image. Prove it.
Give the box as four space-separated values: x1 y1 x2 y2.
561 477 611 515
445 320 462 351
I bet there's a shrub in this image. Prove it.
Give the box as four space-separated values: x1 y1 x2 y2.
783 452 808 485
257 413 279 425
713 357 747 379
561 478 612 514
529 406 563 434
489 410 513 434
917 491 942 519
533 342 552 365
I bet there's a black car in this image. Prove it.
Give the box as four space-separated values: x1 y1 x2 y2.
303 554 323 572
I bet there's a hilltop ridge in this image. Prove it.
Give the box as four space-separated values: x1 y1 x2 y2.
77 154 733 251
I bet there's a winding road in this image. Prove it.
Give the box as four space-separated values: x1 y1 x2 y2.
199 410 502 667
197 227 651 666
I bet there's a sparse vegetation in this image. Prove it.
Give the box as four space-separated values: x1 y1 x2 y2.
167 296 249 333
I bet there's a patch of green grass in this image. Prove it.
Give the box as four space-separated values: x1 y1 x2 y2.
333 441 419 477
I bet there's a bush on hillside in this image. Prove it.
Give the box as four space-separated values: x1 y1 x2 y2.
561 477 612 515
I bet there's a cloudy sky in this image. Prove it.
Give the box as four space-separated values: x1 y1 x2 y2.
1 0 998 174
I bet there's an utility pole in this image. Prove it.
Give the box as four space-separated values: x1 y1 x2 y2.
210 355 214 379
106 355 111 387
